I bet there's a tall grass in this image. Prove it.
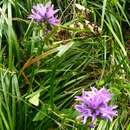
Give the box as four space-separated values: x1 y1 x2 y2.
0 0 130 129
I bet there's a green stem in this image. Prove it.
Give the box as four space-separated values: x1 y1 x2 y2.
49 57 58 109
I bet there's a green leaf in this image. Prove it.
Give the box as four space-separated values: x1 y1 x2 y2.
57 42 74 57
126 123 130 130
96 80 105 86
28 92 40 106
62 108 78 119
33 104 48 121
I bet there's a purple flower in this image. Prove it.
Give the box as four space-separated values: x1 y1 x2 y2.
28 2 59 25
89 124 94 128
74 87 117 126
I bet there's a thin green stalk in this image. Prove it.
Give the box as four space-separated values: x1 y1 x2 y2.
7 2 13 70
105 20 127 56
101 0 107 30
49 57 58 109
0 106 10 130
1 72 13 130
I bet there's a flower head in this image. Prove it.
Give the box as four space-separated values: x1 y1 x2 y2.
28 2 59 25
74 87 117 126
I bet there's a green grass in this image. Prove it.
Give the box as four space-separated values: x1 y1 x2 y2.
0 0 130 129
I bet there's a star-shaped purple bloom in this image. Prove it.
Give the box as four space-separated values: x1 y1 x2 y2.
74 87 117 127
28 2 59 25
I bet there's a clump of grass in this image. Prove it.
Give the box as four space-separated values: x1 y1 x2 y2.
0 0 130 129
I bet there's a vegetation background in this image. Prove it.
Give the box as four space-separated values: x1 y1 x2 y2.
0 0 130 129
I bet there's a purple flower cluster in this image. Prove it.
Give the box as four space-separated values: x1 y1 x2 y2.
28 2 59 25
74 87 117 126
